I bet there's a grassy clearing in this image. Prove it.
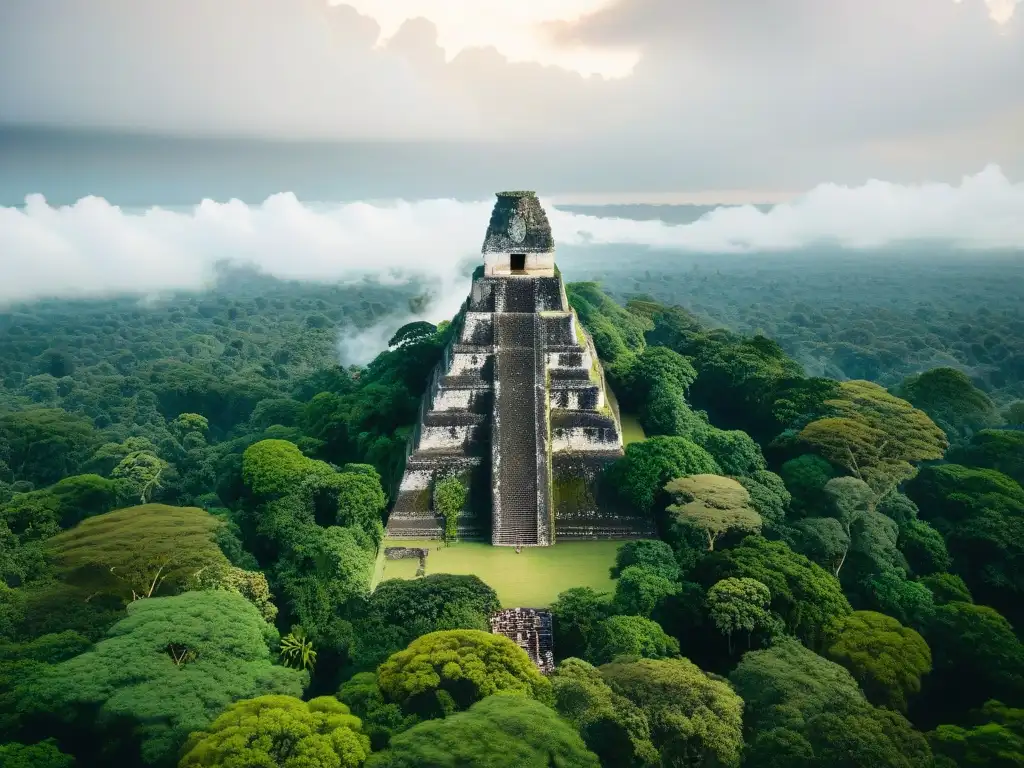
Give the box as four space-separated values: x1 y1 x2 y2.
369 544 388 591
620 414 646 445
606 386 646 445
376 539 627 608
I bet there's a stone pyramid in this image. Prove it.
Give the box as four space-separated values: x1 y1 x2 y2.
386 191 655 545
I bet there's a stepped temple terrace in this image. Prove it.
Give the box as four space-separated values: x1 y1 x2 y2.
386 191 655 546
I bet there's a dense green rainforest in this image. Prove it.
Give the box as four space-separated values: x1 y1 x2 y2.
1 262 1023 767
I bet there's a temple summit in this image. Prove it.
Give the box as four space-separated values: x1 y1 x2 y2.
386 191 655 546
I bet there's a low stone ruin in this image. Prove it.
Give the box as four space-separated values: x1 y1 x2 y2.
489 608 555 674
384 546 428 576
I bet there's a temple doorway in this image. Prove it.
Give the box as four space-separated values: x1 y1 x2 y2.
510 253 526 272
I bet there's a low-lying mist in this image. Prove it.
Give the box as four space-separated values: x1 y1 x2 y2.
2 165 1022 365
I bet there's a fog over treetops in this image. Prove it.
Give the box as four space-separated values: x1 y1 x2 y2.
2 165 1022 310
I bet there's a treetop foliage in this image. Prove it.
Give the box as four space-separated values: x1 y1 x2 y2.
800 380 948 496
241 439 335 498
46 504 229 602
366 695 601 768
351 574 500 670
0 739 75 768
947 428 1024 487
550 657 658 767
566 282 651 375
376 630 553 718
665 474 762 551
606 436 720 516
822 610 932 713
587 615 680 664
24 590 305 767
894 367 1002 445
180 694 371 768
730 637 932 767
387 321 437 350
601 656 745 768
698 536 851 646
610 539 679 582
1 268 1022 767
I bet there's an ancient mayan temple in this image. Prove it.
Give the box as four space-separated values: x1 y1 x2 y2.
386 191 655 545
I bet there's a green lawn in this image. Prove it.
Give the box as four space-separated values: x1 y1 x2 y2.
606 386 646 445
374 539 627 608
620 414 646 445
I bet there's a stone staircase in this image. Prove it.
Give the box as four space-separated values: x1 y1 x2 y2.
501 278 537 312
493 311 541 546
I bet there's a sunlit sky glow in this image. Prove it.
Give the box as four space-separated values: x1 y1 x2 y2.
961 0 1023 25
0 0 1020 192
330 0 640 77
336 0 1019 77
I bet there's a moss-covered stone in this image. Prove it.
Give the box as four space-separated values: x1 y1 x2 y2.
553 475 596 518
483 192 554 254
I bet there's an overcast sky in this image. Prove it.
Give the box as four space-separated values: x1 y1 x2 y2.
0 0 1022 192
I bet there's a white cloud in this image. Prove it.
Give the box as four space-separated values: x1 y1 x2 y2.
334 0 638 77
555 165 1024 251
1 165 1022 309
956 0 1022 24
4 166 1023 363
0 194 490 304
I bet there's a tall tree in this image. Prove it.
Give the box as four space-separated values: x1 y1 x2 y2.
366 695 600 768
433 475 466 545
550 658 658 767
823 611 932 713
606 437 721 517
922 601 1024 722
602 656 744 768
0 409 97 486
376 630 553 719
822 476 875 575
46 504 229 602
23 591 305 767
111 451 169 504
587 615 680 664
905 464 1024 624
241 439 335 498
947 429 1024 488
894 367 1001 445
665 474 762 551
707 577 774 654
696 536 851 646
180 695 371 768
350 574 500 670
0 740 75 768
275 524 374 648
610 540 679 582
550 587 613 661
731 638 932 768
799 381 947 497
929 700 1024 767
779 454 837 518
612 566 679 617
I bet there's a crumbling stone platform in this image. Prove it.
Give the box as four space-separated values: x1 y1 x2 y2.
490 608 555 674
